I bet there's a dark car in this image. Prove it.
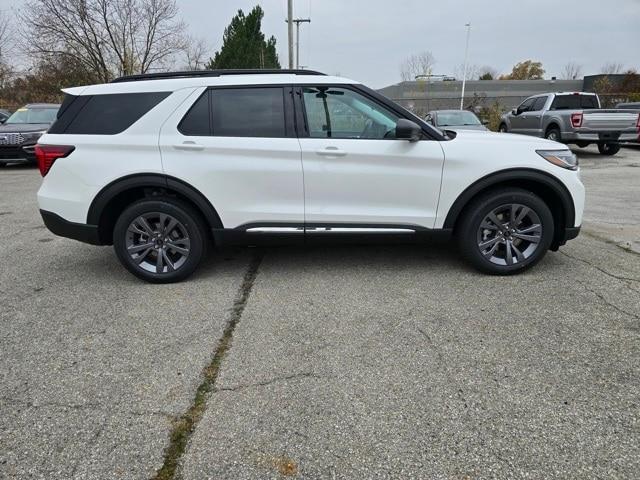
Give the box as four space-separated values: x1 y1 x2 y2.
0 103 60 167
425 109 489 131
616 102 640 110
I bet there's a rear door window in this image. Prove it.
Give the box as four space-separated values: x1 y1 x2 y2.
179 91 211 136
531 96 548 111
211 87 286 138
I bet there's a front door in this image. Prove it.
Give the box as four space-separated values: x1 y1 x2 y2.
297 85 445 230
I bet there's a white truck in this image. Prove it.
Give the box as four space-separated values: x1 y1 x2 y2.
499 92 640 156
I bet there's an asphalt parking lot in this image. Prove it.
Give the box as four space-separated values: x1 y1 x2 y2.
1 146 639 479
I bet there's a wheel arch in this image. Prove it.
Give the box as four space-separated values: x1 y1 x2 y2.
87 174 223 245
443 168 575 249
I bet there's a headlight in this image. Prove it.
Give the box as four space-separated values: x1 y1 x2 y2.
536 149 578 171
22 131 47 142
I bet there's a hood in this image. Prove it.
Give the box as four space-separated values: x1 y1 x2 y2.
451 129 564 149
0 123 51 133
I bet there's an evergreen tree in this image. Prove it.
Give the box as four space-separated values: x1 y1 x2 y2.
207 6 280 69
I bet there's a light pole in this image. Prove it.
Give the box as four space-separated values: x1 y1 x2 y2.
287 0 294 69
292 18 311 69
460 22 471 110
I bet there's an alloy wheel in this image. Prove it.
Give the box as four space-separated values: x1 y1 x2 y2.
125 213 191 274
476 203 542 266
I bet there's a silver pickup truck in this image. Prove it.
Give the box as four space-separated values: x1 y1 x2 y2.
499 92 640 156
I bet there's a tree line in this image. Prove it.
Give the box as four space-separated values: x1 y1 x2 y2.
0 2 280 109
400 52 638 83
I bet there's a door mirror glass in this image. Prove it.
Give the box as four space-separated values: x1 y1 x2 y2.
512 108 519 116
395 119 422 142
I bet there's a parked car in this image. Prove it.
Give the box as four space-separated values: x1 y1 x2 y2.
36 69 584 283
0 104 60 167
0 109 11 124
498 92 640 156
425 110 489 131
616 102 640 110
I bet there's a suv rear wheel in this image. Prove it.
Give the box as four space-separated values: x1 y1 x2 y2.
113 198 208 283
457 188 554 275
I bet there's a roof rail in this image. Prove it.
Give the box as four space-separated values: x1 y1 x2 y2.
111 69 326 83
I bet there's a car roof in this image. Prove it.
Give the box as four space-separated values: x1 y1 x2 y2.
431 110 477 114
63 72 360 96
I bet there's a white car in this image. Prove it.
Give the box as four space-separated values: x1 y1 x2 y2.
36 69 584 283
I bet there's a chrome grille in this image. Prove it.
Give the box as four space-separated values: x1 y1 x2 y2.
0 133 25 145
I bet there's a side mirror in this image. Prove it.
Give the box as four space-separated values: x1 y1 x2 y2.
396 119 422 142
482 120 489 126
511 108 518 116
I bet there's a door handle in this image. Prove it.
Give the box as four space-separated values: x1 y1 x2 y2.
316 147 347 157
173 141 205 151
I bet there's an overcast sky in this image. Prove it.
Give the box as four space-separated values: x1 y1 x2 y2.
2 0 639 88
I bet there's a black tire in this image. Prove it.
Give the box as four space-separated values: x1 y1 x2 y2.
498 123 508 133
545 126 561 142
113 198 208 283
597 142 620 156
457 188 555 275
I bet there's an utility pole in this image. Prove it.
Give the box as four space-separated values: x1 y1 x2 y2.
460 22 471 110
292 18 311 68
287 0 294 69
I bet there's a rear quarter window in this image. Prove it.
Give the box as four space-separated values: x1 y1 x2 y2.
51 92 170 135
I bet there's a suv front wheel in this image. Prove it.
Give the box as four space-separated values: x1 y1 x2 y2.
457 188 554 275
113 198 208 283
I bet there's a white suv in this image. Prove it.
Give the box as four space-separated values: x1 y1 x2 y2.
36 70 584 283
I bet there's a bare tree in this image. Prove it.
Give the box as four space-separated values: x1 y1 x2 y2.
600 62 624 75
400 51 436 81
561 62 582 80
454 63 480 81
21 0 187 83
183 36 210 71
0 11 15 88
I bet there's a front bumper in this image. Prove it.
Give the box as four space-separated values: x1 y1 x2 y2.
0 144 36 164
40 210 102 245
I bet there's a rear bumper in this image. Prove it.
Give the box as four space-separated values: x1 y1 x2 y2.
563 131 639 142
40 210 102 245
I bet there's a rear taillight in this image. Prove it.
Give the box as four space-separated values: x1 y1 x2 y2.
571 112 583 128
35 145 75 177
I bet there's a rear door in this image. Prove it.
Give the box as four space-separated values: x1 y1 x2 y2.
159 86 304 230
296 85 445 230
522 96 548 136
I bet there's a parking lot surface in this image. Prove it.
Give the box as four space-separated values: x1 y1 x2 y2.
1 146 639 479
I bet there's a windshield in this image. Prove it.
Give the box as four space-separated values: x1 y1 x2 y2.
6 107 59 125
437 111 481 126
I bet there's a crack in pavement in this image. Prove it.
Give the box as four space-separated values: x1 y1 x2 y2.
577 280 640 322
560 250 640 286
151 250 264 480
217 372 328 393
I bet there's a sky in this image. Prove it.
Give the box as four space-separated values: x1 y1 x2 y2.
2 0 639 89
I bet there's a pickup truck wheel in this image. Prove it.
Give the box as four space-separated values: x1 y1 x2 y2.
597 142 620 156
113 198 208 283
545 127 561 142
498 124 508 133
457 188 554 275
